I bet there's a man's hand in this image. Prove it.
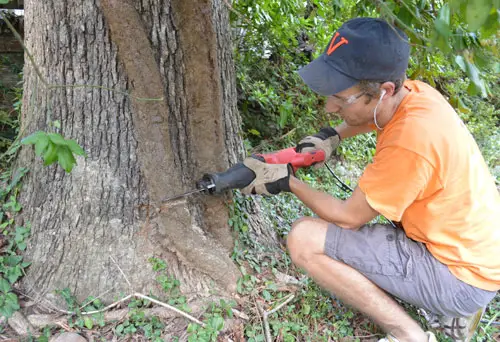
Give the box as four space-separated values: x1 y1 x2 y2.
296 127 340 167
241 157 293 195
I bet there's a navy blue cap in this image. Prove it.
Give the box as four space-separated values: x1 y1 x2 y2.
298 18 410 96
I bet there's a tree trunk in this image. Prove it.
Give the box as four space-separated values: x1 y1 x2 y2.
17 0 246 304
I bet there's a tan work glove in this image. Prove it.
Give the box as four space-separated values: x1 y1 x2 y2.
241 157 293 195
296 127 340 167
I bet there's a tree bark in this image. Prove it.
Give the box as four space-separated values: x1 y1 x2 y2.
17 0 245 304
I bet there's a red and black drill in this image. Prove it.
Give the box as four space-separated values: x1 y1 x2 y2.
162 147 325 202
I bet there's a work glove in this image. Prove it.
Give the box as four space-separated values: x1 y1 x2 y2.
241 157 293 196
296 127 340 168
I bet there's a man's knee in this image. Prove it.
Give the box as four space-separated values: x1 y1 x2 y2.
287 217 328 268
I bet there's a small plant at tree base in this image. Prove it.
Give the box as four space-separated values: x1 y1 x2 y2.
187 299 236 342
114 298 165 341
54 288 106 330
148 257 188 310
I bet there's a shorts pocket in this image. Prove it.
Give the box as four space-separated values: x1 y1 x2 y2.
335 225 409 278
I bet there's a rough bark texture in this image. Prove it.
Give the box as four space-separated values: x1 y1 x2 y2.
17 0 245 303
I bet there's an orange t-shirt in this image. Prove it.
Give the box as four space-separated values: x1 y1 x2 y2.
358 80 500 291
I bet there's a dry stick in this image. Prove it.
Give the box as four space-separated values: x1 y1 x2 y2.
259 294 296 342
134 293 205 327
256 301 270 342
26 291 206 327
78 288 115 311
51 294 134 316
109 256 132 289
352 333 384 339
264 294 295 317
109 254 206 327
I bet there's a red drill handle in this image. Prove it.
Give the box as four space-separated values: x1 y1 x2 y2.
256 147 325 172
197 147 326 194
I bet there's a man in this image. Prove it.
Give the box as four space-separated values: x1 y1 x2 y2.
241 17 499 342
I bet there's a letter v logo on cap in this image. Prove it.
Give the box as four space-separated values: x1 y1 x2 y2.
327 32 349 55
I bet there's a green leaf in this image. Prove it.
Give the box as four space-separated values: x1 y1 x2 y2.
434 4 451 38
457 96 471 114
480 9 499 37
65 139 86 157
115 324 124 334
84 316 94 329
466 0 492 31
0 292 20 318
0 0 11 4
4 255 22 267
5 265 22 284
465 60 487 97
21 131 46 145
279 109 288 128
397 6 414 27
34 134 50 156
57 146 77 173
0 278 11 293
43 142 58 166
248 129 261 136
47 133 67 145
209 316 224 331
52 120 61 129
455 55 467 73
187 323 198 333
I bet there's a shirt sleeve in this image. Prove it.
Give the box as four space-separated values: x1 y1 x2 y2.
358 146 440 221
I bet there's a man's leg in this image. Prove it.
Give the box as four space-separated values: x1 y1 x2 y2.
287 217 428 342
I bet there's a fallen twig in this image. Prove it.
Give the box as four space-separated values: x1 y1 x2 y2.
134 293 205 326
352 333 384 339
256 301 270 342
259 294 295 342
79 288 115 311
53 293 204 327
265 294 295 317
27 305 201 329
109 256 132 289
16 290 205 330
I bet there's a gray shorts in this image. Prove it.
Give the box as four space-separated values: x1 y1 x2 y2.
324 223 497 317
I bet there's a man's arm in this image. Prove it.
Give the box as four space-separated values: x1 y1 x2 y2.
334 121 374 139
289 176 379 230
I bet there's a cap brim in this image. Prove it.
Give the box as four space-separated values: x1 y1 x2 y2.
298 55 358 96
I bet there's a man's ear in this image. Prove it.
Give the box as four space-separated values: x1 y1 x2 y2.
380 81 396 96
